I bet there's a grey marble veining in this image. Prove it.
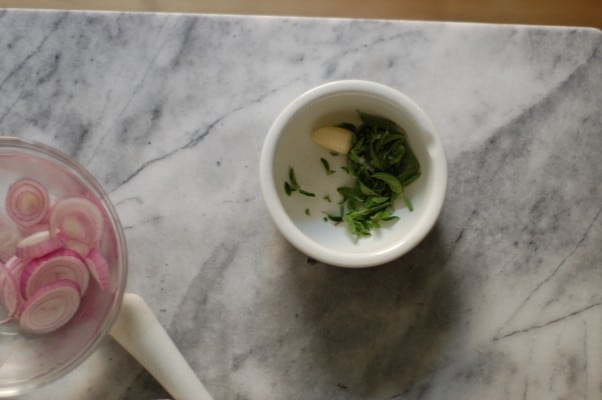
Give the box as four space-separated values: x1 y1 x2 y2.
0 9 601 399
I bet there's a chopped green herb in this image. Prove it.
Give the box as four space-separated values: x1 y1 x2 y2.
337 122 358 134
320 157 336 175
330 151 339 156
399 188 413 212
299 189 316 197
324 206 344 223
371 172 403 194
329 112 421 238
326 213 343 223
289 167 299 189
358 181 378 196
284 112 420 239
284 166 315 198
284 181 296 196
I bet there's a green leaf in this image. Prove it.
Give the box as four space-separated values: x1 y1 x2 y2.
358 180 378 196
326 214 343 223
284 165 320 198
337 122 358 135
372 172 404 194
400 171 421 187
337 186 363 203
320 157 335 175
343 214 371 237
364 196 389 207
368 133 383 170
289 166 299 189
325 206 344 223
383 214 400 222
299 189 316 197
303 112 420 238
284 181 295 196
400 188 414 211
358 111 405 134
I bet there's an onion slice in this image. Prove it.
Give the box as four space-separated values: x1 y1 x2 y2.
18 280 81 334
84 248 110 291
58 233 91 258
20 249 89 299
6 178 50 228
18 222 50 237
5 256 27 281
15 230 63 259
49 197 103 246
0 215 21 262
0 261 22 322
0 230 20 263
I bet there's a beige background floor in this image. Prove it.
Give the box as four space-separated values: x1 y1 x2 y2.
0 0 601 29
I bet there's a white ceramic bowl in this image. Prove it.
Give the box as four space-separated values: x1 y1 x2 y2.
260 80 447 267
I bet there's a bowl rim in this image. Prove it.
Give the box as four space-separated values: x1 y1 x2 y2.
0 137 128 396
259 79 447 267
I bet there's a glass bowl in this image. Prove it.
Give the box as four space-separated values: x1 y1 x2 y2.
0 137 127 397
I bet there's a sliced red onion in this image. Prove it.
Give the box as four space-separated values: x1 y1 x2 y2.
0 229 20 263
0 261 22 322
5 256 27 281
20 248 89 299
18 279 81 334
17 222 50 237
49 197 103 246
84 248 110 291
58 233 91 258
6 178 50 228
15 230 63 260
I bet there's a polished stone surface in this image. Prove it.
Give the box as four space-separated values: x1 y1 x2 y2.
0 9 600 399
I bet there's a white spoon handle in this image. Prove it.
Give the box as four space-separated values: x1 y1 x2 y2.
110 293 214 400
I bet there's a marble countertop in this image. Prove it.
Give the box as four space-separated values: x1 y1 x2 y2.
0 9 600 400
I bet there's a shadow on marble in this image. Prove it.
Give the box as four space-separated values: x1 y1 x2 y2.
120 365 170 399
286 223 456 398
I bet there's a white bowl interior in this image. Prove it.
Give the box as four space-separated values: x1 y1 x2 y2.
262 82 446 267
